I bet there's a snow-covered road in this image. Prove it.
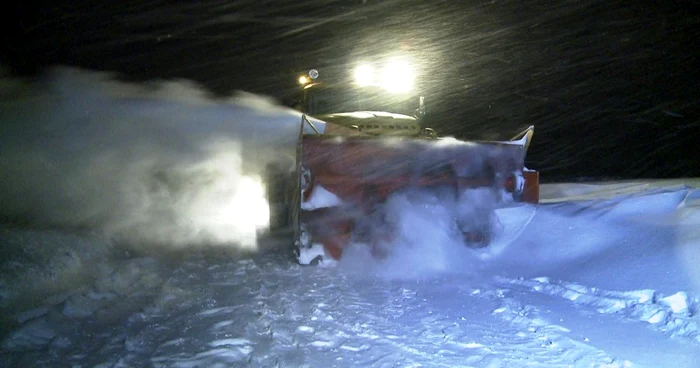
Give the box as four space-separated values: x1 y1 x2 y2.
2 181 699 368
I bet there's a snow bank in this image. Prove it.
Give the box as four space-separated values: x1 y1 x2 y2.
489 183 700 294
0 67 306 250
338 179 700 295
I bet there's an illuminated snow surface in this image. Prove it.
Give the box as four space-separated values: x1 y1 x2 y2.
1 70 700 367
2 181 699 368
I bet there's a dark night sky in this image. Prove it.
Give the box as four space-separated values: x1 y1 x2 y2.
3 0 699 181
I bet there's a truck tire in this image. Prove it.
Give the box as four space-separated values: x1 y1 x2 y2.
265 162 290 231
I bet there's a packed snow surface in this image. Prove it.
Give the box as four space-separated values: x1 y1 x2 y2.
2 69 700 367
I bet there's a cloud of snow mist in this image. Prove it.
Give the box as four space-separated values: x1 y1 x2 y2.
0 67 306 251
339 187 523 279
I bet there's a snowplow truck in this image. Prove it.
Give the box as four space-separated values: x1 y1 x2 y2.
267 69 538 265
266 115 539 266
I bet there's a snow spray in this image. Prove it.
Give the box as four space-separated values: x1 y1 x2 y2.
0 67 302 251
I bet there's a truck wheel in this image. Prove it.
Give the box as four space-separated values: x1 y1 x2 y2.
265 162 289 231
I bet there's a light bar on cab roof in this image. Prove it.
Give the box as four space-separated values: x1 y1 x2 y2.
352 58 415 93
380 59 414 93
353 64 375 87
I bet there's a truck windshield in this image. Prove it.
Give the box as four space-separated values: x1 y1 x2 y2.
304 85 418 117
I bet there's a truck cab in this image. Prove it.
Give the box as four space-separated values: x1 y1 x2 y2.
294 64 437 139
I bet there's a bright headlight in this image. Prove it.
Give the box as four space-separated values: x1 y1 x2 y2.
353 64 375 86
380 59 414 93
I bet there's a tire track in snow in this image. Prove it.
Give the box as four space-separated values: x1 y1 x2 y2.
501 277 700 342
0 248 655 367
206 251 628 367
114 250 628 367
489 276 700 368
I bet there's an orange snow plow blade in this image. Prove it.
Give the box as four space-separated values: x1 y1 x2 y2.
293 121 538 265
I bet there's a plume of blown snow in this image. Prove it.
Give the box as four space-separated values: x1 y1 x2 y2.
339 187 489 279
0 67 305 251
